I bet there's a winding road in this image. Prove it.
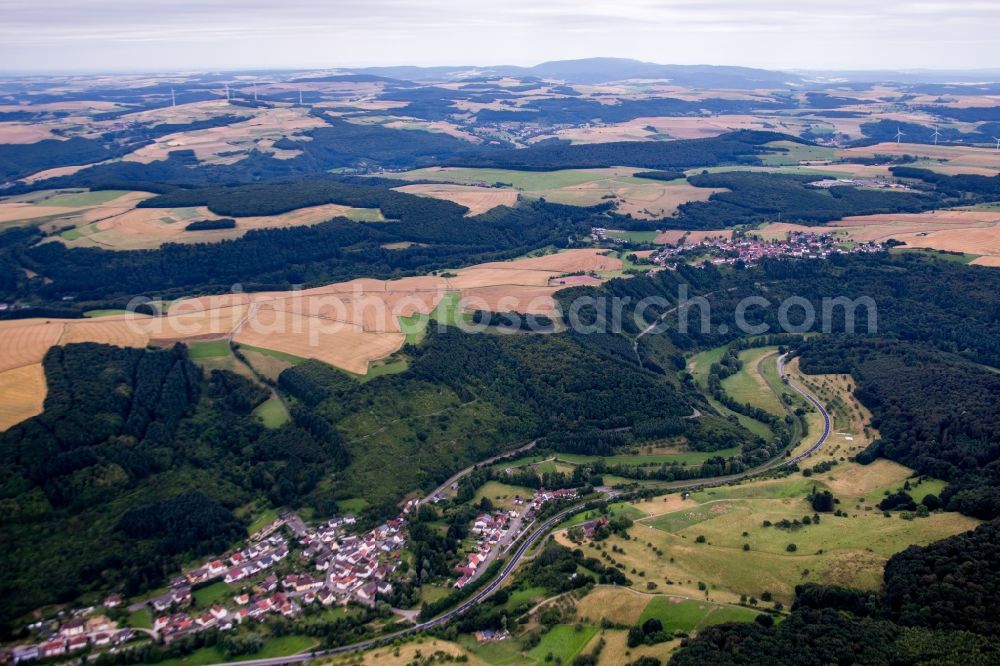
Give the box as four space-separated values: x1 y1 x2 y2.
210 353 830 666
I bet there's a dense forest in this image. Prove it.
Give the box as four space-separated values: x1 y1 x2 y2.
671 520 1000 664
446 131 796 170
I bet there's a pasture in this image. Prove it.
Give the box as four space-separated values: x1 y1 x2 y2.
719 347 787 416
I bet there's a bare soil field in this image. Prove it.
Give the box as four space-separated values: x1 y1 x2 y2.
971 255 1000 267
0 364 46 431
393 183 518 216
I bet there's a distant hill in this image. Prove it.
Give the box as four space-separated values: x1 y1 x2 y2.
349 57 805 87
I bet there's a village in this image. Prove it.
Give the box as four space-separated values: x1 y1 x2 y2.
591 226 887 268
4 487 580 663
647 230 887 267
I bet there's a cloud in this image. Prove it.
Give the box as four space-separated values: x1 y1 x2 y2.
0 0 997 71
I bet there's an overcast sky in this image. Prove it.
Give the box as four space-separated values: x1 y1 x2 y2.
2 0 999 73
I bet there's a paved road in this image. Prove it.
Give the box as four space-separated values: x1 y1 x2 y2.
210 354 830 666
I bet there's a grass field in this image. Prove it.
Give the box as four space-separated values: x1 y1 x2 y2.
392 167 721 219
186 339 231 359
154 636 317 666
687 345 774 439
44 190 134 207
720 347 787 416
606 229 660 243
127 607 152 629
555 448 741 467
639 595 758 633
473 480 536 511
759 141 836 166
253 395 290 428
83 308 134 318
593 461 981 604
527 624 598 664
192 581 232 608
398 290 463 345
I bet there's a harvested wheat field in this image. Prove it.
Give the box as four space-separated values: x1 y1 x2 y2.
233 311 404 375
460 285 559 314
830 210 1000 258
838 142 1000 176
60 201 380 250
971 255 1000 267
393 183 518 216
0 122 58 143
0 250 611 375
0 319 66 373
59 317 150 348
0 189 148 231
0 364 47 431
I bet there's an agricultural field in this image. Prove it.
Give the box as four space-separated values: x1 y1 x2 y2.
0 248 619 390
391 166 725 219
123 105 324 165
0 187 383 248
393 183 519 216
0 364 46 431
838 141 1000 176
754 206 1000 266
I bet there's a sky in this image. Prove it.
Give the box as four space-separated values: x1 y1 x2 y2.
1 0 999 73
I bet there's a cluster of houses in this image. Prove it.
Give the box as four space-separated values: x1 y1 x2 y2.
648 231 886 268
808 177 914 191
453 488 578 589
8 613 134 663
5 506 418 659
590 227 626 244
300 507 410 608
454 511 515 589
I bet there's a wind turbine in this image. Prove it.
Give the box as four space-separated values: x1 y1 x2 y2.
299 88 303 106
225 83 230 103
253 82 258 102
894 127 904 144
171 88 176 108
993 137 1000 151
932 127 942 145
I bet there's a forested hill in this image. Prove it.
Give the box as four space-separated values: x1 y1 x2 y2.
1 191 596 305
798 338 1000 519
446 130 797 170
671 520 1000 664
0 343 347 630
